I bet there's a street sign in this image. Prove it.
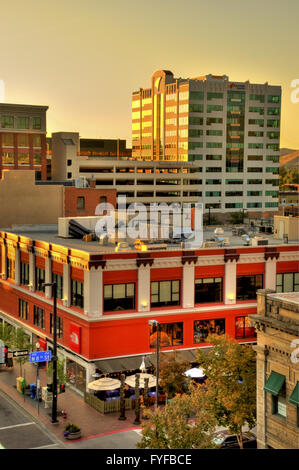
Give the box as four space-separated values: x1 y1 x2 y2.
12 349 29 358
30 350 51 363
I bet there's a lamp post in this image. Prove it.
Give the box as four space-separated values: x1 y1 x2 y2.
35 341 40 415
43 281 58 424
148 320 159 411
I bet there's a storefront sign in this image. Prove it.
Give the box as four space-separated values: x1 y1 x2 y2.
69 323 81 353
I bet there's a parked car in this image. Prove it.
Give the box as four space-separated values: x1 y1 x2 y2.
213 430 257 449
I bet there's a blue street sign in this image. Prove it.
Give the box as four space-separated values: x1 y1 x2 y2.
30 350 51 363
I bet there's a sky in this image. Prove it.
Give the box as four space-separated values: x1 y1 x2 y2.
1 0 298 149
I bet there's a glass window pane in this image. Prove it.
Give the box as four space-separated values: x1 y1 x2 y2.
160 281 171 302
276 274 282 286
284 273 293 292
126 283 134 296
104 285 112 298
113 284 126 299
172 280 179 292
151 282 158 295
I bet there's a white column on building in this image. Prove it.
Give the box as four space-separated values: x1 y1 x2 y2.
138 264 151 312
63 263 71 307
1 242 7 279
265 258 278 291
14 245 20 286
45 256 52 299
224 259 237 305
29 250 35 292
182 262 195 309
84 267 103 317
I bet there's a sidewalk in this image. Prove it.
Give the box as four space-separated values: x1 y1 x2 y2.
0 361 144 446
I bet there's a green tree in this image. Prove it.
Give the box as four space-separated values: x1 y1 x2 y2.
137 383 217 449
230 211 244 225
11 328 32 376
0 322 14 348
46 357 69 387
196 334 256 449
158 352 190 404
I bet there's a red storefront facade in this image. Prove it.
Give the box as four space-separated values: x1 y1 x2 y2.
0 230 298 393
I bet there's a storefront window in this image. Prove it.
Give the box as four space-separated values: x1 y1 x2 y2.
235 316 256 339
236 274 263 300
193 318 225 343
66 358 86 394
195 277 223 304
149 322 183 348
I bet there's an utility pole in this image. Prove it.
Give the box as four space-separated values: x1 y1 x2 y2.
43 281 58 423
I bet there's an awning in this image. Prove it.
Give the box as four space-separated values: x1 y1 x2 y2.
289 382 299 406
94 349 200 374
264 371 285 396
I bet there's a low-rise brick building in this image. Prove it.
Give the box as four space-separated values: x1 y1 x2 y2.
250 290 299 449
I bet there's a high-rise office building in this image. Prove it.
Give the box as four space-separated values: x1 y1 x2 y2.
132 70 281 214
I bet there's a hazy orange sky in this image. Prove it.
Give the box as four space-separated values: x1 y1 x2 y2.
1 0 298 149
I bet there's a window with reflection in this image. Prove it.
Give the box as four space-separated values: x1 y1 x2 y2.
236 274 263 300
18 152 30 165
33 306 45 329
235 316 256 339
2 133 14 146
276 273 299 293
151 280 180 307
2 152 14 165
150 322 183 348
71 280 84 308
194 318 225 343
50 313 63 339
104 283 135 312
35 267 45 292
18 134 29 147
195 277 223 304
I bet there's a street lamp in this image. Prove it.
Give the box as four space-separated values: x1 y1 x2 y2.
43 281 58 424
148 320 159 411
35 341 40 415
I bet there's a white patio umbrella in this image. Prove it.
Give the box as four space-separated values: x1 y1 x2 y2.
87 377 121 391
184 367 205 378
125 373 156 389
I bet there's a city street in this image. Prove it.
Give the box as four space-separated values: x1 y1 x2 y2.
67 429 142 449
0 389 65 449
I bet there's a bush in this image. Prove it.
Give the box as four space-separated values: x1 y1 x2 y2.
64 423 80 433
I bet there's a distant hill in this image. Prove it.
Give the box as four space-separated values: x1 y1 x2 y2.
280 150 299 168
280 148 297 156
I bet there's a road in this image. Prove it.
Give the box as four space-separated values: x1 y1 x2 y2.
0 389 65 449
67 428 142 449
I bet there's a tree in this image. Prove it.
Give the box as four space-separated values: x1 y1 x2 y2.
158 352 190 404
11 328 32 376
47 357 69 387
0 322 14 348
230 211 244 225
137 383 217 449
196 334 256 449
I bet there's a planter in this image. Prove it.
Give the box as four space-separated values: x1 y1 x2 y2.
65 430 81 440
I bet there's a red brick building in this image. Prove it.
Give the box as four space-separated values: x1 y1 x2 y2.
0 229 298 395
0 103 48 181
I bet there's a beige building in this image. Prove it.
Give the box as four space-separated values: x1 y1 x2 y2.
250 290 299 449
274 215 299 241
0 170 116 228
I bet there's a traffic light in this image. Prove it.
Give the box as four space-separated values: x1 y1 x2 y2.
47 383 53 393
59 384 66 394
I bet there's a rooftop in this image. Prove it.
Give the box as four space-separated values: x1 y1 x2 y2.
1 224 298 255
268 292 299 306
